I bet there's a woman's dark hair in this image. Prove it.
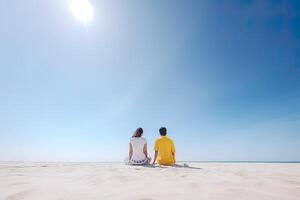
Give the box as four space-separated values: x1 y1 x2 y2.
132 127 143 138
159 127 167 136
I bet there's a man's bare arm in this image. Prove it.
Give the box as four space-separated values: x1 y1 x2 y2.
152 151 158 164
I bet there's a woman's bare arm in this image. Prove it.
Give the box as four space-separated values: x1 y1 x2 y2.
129 143 133 160
143 143 148 158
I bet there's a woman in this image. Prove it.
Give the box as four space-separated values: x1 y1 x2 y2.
128 127 151 165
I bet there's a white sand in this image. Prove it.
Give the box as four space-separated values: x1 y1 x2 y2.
0 162 299 200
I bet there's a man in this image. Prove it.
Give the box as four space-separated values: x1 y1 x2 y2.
152 127 176 165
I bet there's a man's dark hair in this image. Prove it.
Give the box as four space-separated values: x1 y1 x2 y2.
159 127 167 136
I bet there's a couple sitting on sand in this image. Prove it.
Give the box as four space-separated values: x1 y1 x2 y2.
128 127 175 166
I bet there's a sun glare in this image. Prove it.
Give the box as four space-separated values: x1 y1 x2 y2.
69 0 94 23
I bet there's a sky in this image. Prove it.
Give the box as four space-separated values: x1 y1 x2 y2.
0 0 299 162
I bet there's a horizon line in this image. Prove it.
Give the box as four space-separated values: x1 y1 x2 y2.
1 160 300 164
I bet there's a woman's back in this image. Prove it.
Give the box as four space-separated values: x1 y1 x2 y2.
130 137 147 162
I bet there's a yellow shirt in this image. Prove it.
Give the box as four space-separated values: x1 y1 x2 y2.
154 136 176 165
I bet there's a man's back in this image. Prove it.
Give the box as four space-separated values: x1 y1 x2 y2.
154 136 175 165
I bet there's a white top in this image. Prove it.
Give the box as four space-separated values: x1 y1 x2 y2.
130 137 147 162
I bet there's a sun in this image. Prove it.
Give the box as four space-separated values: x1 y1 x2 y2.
69 0 94 23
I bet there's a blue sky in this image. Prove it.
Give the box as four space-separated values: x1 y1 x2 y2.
0 0 299 162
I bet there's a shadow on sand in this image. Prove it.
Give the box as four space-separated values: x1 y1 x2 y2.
142 164 202 170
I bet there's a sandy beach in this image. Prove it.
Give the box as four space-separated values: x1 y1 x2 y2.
0 162 299 200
